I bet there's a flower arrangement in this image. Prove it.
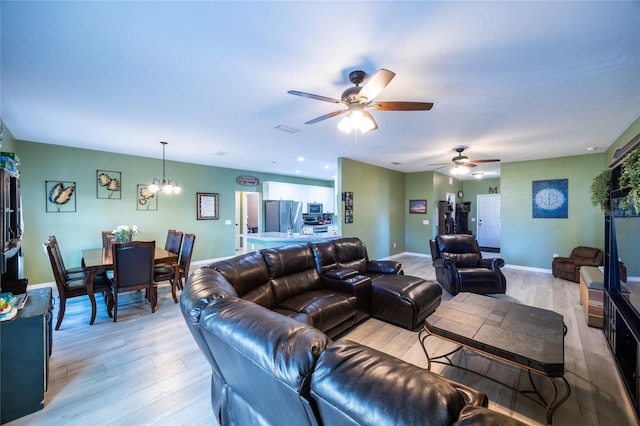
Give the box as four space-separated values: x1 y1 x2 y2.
112 225 139 243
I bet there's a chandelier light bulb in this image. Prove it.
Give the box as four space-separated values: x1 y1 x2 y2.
149 141 181 195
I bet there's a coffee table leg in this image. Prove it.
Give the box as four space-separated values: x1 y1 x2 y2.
418 328 463 372
546 376 571 425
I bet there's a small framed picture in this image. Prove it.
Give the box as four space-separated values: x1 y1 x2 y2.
96 170 122 199
409 199 427 214
197 192 219 220
46 181 76 212
137 184 158 211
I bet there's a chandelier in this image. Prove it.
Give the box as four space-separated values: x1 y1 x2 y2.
148 141 182 194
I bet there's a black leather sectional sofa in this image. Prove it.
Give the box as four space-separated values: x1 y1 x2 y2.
180 237 526 425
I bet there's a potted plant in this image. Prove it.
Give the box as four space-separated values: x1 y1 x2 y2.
620 145 640 213
590 169 611 214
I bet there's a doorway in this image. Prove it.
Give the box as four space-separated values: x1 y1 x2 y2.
476 194 501 250
235 191 260 252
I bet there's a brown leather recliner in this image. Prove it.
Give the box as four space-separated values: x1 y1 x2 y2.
430 234 506 296
552 246 603 283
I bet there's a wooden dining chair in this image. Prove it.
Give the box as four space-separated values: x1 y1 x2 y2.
47 235 86 280
109 240 156 322
43 237 113 329
154 229 183 277
102 230 115 253
155 233 195 303
165 229 184 255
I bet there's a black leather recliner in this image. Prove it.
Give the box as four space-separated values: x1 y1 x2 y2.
430 234 506 295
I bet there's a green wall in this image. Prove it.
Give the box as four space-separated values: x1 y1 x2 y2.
15 140 331 284
5 115 639 284
501 154 606 269
338 158 406 259
405 171 435 254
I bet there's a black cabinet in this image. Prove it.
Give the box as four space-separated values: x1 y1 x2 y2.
603 132 640 419
1 287 52 424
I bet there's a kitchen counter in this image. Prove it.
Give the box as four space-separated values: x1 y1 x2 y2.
239 231 339 251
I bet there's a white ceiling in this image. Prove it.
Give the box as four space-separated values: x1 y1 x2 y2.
2 1 639 181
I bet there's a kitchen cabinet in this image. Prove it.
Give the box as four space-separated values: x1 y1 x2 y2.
263 182 335 213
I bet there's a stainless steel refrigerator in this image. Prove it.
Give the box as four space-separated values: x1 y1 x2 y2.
264 200 303 233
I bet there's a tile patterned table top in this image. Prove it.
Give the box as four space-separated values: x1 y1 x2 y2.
425 293 565 376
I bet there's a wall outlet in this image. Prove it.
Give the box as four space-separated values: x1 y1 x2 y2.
553 253 559 258
225 219 232 225
471 217 476 222
393 243 397 248
422 220 429 225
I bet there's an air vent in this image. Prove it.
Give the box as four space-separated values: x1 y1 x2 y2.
213 151 228 156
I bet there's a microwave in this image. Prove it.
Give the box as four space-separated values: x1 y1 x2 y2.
308 203 323 214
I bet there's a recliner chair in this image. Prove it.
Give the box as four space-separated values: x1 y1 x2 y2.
551 246 603 283
430 234 506 295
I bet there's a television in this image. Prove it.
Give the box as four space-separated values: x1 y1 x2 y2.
308 203 322 214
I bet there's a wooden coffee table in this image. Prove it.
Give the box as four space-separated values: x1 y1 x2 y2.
418 292 570 425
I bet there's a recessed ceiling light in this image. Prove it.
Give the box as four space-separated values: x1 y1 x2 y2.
298 156 304 162
586 146 603 152
324 165 330 169
295 170 300 174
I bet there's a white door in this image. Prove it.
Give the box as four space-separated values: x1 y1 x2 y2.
476 194 501 249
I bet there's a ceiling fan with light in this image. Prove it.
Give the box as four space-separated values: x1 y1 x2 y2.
430 147 500 176
287 69 433 133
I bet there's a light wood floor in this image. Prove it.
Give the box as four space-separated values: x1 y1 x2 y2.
7 255 639 426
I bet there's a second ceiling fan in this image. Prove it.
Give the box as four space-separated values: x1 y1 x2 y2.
431 147 501 176
288 69 433 133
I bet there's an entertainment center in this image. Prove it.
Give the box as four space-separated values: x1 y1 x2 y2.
603 132 640 419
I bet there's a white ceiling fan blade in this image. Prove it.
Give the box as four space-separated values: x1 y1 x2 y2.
358 69 395 102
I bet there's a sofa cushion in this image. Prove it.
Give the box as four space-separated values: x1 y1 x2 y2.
211 252 274 308
261 244 322 304
445 253 480 268
277 289 358 332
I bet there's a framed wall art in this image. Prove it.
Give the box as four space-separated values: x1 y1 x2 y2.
532 179 568 218
197 192 219 220
137 184 157 211
409 199 427 214
344 191 353 223
96 170 121 199
46 180 76 212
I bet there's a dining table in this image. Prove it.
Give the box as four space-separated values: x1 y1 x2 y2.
82 245 178 325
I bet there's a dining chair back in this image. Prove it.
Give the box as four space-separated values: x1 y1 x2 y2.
178 233 196 284
109 240 156 322
165 229 184 255
43 237 112 329
102 230 115 253
154 233 195 304
47 235 86 280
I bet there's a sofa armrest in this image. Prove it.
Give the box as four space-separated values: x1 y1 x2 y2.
366 260 402 275
478 258 505 270
321 275 372 318
323 268 359 280
553 256 572 264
